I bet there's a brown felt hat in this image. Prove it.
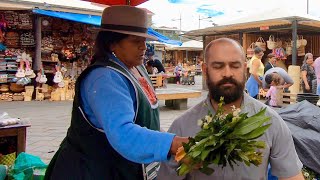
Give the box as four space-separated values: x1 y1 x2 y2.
95 5 157 40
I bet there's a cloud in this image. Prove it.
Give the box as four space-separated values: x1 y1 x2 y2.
139 0 320 31
196 5 224 17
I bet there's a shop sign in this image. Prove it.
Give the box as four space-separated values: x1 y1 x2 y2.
260 26 269 30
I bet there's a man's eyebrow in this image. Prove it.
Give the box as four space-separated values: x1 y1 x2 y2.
210 61 241 64
210 61 224 64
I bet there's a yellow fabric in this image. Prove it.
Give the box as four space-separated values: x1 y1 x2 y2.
248 55 264 76
0 152 16 166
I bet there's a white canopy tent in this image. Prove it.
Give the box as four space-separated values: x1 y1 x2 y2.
166 40 203 51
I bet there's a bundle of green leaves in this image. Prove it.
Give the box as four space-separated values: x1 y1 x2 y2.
176 97 271 176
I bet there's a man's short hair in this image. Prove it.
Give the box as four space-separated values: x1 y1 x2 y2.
267 53 275 58
204 38 245 63
254 46 263 54
265 74 273 85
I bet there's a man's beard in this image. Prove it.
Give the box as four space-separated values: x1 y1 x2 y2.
207 72 245 104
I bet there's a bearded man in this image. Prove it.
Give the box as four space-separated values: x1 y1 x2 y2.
157 38 304 180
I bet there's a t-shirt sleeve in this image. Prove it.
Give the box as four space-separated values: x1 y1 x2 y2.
279 69 294 85
301 64 308 71
262 74 268 89
269 112 303 178
157 120 186 180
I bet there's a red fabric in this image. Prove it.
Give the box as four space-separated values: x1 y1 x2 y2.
138 77 157 105
84 0 147 6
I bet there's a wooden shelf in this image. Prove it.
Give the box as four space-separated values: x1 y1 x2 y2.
41 60 58 63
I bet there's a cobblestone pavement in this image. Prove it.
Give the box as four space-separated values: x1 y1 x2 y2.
0 75 208 163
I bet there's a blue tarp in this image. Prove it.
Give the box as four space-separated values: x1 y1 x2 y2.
32 9 182 45
33 9 101 26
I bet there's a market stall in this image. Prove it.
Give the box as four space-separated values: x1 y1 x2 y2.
183 8 320 90
0 4 182 101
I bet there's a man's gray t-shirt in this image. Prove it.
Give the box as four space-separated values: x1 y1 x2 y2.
158 93 302 180
262 67 294 88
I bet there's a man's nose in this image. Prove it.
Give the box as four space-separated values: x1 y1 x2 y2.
223 66 233 77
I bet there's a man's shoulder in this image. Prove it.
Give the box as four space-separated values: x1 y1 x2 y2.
243 94 285 131
169 99 208 136
243 94 279 117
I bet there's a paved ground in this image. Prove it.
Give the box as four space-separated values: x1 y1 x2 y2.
0 75 207 164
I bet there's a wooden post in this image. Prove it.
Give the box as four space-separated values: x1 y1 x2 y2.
239 32 243 46
34 15 41 70
185 50 188 62
202 35 208 90
292 20 298 65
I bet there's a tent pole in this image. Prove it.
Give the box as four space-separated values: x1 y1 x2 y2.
202 35 207 90
34 14 41 71
292 20 298 65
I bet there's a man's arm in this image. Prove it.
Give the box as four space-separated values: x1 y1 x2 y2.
281 83 293 89
279 172 304 180
268 110 303 178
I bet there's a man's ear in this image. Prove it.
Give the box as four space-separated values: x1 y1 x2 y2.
202 63 207 77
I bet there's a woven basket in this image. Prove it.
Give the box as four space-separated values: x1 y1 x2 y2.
9 83 25 93
267 35 276 50
246 42 255 58
255 37 266 51
299 35 307 46
298 46 305 56
0 84 9 92
13 94 24 101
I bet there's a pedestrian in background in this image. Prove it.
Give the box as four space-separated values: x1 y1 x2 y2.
301 53 316 93
264 53 277 73
246 47 265 99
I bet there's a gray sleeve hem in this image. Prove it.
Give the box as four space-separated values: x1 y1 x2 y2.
271 161 303 178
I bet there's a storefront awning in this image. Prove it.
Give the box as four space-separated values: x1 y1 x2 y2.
33 9 101 26
32 9 182 45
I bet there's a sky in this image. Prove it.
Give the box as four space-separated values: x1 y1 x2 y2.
138 0 320 31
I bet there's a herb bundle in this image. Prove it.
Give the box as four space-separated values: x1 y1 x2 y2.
175 97 271 176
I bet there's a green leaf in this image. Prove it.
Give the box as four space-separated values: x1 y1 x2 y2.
191 150 201 158
199 167 215 175
213 152 221 164
226 142 237 157
232 113 270 136
239 124 272 140
204 136 217 147
238 152 250 162
201 150 211 161
177 163 191 176
254 141 266 149
244 160 250 166
189 137 210 152
195 130 212 138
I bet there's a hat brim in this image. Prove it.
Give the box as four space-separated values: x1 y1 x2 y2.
89 27 158 41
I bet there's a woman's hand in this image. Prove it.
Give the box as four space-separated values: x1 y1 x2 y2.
170 136 189 155
305 84 310 90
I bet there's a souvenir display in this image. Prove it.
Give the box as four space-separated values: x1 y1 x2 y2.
0 10 99 101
